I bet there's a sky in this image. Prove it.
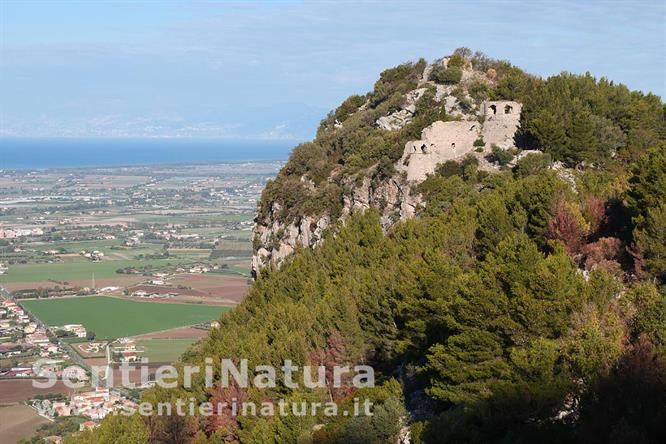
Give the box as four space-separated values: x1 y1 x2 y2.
1 0 664 141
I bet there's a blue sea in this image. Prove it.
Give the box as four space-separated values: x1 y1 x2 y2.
0 138 296 170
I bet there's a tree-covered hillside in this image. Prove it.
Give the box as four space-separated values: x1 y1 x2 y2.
68 50 665 444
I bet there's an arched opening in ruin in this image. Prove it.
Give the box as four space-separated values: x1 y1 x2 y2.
413 145 417 153
504 105 513 114
470 125 476 131
451 142 456 148
420 143 427 153
489 104 497 115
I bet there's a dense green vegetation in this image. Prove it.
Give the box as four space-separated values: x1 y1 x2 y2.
72 51 665 444
22 297 227 339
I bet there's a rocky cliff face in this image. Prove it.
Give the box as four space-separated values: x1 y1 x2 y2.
252 173 423 274
252 55 523 275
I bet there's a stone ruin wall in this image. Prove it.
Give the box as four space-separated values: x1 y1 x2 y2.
399 121 481 181
481 100 522 149
398 100 522 182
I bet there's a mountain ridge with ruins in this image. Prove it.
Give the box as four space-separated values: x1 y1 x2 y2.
252 52 529 274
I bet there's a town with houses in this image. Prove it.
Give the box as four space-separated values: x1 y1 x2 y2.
0 162 279 442
1 296 139 424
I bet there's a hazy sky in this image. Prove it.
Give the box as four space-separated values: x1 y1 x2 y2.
1 0 664 140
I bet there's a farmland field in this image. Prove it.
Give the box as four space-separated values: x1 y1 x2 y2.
21 296 228 338
0 379 77 403
0 258 194 283
136 338 199 363
0 404 51 444
32 239 121 252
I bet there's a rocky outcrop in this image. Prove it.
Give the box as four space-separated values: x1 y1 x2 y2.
341 174 422 226
376 88 428 131
252 172 422 274
375 83 473 132
252 213 331 274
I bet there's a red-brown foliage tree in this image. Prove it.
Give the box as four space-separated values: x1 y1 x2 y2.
547 197 587 256
582 236 622 272
308 330 352 401
205 381 248 442
582 197 607 234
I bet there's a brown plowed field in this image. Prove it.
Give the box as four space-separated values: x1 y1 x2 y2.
169 274 249 303
0 379 78 403
0 403 51 444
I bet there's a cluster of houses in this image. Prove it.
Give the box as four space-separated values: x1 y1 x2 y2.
31 387 138 421
128 283 208 299
79 249 105 261
189 264 210 274
56 323 88 338
31 359 89 381
1 299 31 324
152 229 200 241
129 286 177 299
124 236 141 247
0 227 44 238
0 262 7 275
0 299 66 376
1 299 34 344
112 338 143 363
124 230 143 247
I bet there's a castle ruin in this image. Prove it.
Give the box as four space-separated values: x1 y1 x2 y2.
398 100 522 182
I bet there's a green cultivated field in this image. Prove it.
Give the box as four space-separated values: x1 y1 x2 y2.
21 296 228 338
0 259 193 283
32 239 120 252
136 338 198 363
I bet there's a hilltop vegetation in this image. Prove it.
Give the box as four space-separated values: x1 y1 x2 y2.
70 50 666 444
258 49 663 227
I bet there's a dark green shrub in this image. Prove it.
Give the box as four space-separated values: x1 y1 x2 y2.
514 152 552 178
447 54 465 68
491 144 514 166
433 66 463 85
468 80 490 101
334 95 366 122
